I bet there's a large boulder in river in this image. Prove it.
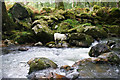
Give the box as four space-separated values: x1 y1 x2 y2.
72 53 120 78
98 52 120 65
28 57 57 74
89 43 111 57
69 33 94 47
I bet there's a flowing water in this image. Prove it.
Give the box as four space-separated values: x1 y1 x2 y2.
0 38 120 79
0 42 98 78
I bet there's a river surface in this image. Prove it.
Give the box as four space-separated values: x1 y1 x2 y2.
0 42 98 78
1 37 120 79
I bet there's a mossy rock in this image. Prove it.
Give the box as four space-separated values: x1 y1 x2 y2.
64 10 76 19
42 7 52 13
9 3 32 20
85 8 90 13
63 19 79 28
57 22 71 33
76 13 94 24
83 26 108 39
45 41 56 48
17 17 32 30
28 57 57 74
32 19 54 44
109 8 120 18
89 43 111 57
96 7 109 22
104 25 120 36
10 31 35 44
93 5 100 11
69 33 94 47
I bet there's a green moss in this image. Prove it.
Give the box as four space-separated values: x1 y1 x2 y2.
57 22 71 33
93 5 100 11
83 26 108 39
85 8 90 13
42 7 52 13
106 25 120 36
28 57 57 74
10 31 35 44
109 8 120 18
63 19 79 28
64 10 76 19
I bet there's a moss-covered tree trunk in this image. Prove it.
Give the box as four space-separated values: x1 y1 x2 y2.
55 0 65 10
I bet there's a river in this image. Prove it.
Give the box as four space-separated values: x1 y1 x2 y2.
0 41 98 78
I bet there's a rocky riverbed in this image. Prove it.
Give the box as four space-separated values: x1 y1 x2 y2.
1 37 120 79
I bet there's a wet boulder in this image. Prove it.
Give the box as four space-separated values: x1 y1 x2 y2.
98 52 120 65
69 33 94 47
111 40 120 52
45 41 56 48
28 57 57 74
34 42 43 46
18 47 29 51
60 65 72 72
89 43 111 57
106 40 116 47
46 41 69 48
72 57 120 78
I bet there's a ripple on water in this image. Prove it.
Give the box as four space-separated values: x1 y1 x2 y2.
1 47 90 78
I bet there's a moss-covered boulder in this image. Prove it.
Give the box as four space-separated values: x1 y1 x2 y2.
69 33 94 47
89 43 111 57
95 7 109 22
10 31 35 44
9 3 32 19
8 3 33 30
93 5 100 11
64 10 76 19
107 8 120 25
57 22 71 33
32 19 54 44
82 26 108 39
28 57 57 74
104 25 120 36
108 8 120 18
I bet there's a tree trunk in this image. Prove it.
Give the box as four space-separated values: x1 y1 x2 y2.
117 1 119 8
55 0 65 10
